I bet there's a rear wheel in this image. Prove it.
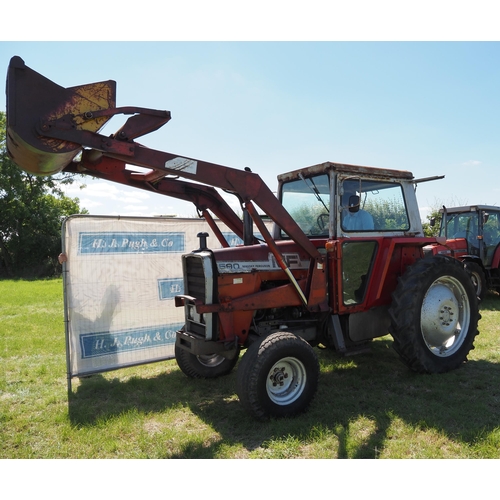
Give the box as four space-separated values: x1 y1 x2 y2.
236 331 319 420
464 261 487 300
175 345 240 378
389 255 480 373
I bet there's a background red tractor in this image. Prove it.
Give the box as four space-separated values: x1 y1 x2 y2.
427 205 500 300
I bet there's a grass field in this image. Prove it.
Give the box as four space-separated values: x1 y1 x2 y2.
2 278 500 461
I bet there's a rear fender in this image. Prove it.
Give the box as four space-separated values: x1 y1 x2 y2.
490 244 500 269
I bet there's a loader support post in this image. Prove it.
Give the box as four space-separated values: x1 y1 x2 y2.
201 210 230 248
246 201 308 307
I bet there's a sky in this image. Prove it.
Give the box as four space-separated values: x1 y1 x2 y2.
2 6 500 224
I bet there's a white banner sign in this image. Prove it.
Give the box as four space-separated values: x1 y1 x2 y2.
62 215 269 378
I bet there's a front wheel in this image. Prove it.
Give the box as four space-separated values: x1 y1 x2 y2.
389 255 480 374
175 344 240 379
236 332 319 420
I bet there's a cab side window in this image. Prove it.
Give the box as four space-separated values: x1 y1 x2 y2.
341 179 409 232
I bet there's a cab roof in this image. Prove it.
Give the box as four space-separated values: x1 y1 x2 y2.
277 161 415 183
441 205 500 214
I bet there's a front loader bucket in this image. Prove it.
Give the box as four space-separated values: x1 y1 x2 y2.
6 56 116 176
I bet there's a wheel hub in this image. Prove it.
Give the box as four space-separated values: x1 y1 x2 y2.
270 366 289 386
420 278 470 357
421 283 459 344
439 304 455 327
266 357 306 406
197 353 225 368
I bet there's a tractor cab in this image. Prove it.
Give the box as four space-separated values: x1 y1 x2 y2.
440 205 500 267
277 162 425 240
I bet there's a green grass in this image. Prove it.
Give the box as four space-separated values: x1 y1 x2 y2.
1 279 500 459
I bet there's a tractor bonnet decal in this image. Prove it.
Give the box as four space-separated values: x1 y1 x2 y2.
217 252 308 273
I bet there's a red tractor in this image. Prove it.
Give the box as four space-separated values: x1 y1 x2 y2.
5 56 481 420
427 205 500 300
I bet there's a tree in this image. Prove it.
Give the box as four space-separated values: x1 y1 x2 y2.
0 111 88 278
364 197 408 230
422 206 443 237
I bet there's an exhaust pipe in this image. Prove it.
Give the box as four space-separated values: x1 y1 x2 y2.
6 56 116 176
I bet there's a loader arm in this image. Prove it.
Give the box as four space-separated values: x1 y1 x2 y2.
6 56 327 309
63 153 255 247
6 57 321 259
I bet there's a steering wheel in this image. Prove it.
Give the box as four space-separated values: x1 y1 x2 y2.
317 213 329 231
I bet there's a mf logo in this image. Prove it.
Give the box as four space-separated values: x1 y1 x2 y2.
269 253 304 269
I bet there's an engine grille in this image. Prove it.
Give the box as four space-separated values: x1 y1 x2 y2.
185 257 207 300
182 252 216 340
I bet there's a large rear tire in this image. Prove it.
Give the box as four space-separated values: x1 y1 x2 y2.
236 331 319 420
389 255 480 374
175 345 240 379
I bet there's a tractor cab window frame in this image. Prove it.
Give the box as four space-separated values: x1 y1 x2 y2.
483 210 500 247
339 178 410 233
280 173 331 238
440 212 480 256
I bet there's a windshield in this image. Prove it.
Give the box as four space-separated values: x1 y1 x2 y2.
440 210 500 263
340 178 409 232
281 174 330 237
440 212 477 239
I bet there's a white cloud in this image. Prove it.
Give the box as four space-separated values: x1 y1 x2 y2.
461 160 481 167
122 204 150 214
60 174 247 218
77 198 104 209
419 206 432 222
61 179 154 215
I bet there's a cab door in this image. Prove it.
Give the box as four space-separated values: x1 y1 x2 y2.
333 238 379 312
